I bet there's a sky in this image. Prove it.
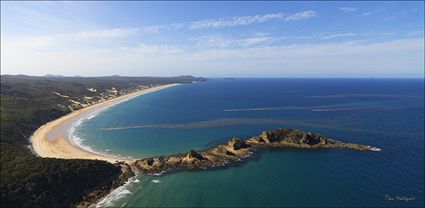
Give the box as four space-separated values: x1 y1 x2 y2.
1 1 424 77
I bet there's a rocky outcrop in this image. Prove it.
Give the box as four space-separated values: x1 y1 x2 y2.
135 128 379 175
245 128 375 150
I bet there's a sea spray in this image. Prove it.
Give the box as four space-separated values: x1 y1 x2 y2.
96 175 141 207
151 179 161 183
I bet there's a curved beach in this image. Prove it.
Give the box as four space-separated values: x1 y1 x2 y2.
30 84 179 164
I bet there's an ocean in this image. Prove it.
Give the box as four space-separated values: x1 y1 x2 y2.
72 78 424 207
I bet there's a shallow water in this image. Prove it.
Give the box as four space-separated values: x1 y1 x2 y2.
75 78 424 207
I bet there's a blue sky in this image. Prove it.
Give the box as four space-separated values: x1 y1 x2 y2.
1 1 424 77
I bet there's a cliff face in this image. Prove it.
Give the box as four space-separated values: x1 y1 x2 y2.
135 128 379 175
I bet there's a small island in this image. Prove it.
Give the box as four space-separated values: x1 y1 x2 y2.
135 128 380 174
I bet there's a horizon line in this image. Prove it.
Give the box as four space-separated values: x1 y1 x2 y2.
1 74 424 79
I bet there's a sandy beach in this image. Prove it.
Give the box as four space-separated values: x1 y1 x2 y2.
30 83 179 164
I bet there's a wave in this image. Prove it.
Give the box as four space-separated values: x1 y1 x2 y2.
96 176 139 208
153 171 165 176
86 112 99 120
151 179 161 184
66 94 144 160
69 120 130 160
68 119 96 153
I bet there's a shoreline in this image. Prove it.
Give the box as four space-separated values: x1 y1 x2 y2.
30 83 180 164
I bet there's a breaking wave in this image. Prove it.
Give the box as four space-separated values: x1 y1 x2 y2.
151 179 161 184
67 96 140 161
96 176 141 207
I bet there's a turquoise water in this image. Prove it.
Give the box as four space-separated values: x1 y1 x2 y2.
75 78 424 207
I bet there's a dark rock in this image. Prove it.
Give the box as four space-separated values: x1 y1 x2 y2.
186 150 205 160
134 128 379 175
146 158 154 166
228 137 249 150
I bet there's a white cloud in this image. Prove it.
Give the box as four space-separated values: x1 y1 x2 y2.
73 28 140 40
319 33 357 40
362 11 373 16
193 34 277 48
284 10 317 21
121 10 317 33
2 35 423 77
339 7 357 13
141 26 162 33
8 2 98 36
129 44 184 55
188 13 284 29
362 8 385 16
183 10 317 30
1 28 141 53
269 32 361 41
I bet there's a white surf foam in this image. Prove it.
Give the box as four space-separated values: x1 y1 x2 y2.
96 177 138 208
85 113 98 120
371 147 382 151
67 103 136 161
151 179 161 183
153 171 165 176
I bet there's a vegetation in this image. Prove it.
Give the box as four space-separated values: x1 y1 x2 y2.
0 75 205 207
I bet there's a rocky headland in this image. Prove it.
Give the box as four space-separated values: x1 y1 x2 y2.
135 128 380 174
75 163 135 208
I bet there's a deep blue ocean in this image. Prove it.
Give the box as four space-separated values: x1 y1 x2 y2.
74 78 424 207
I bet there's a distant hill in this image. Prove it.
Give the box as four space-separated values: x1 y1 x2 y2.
44 74 65 77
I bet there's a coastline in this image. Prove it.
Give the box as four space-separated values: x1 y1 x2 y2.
30 83 180 164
